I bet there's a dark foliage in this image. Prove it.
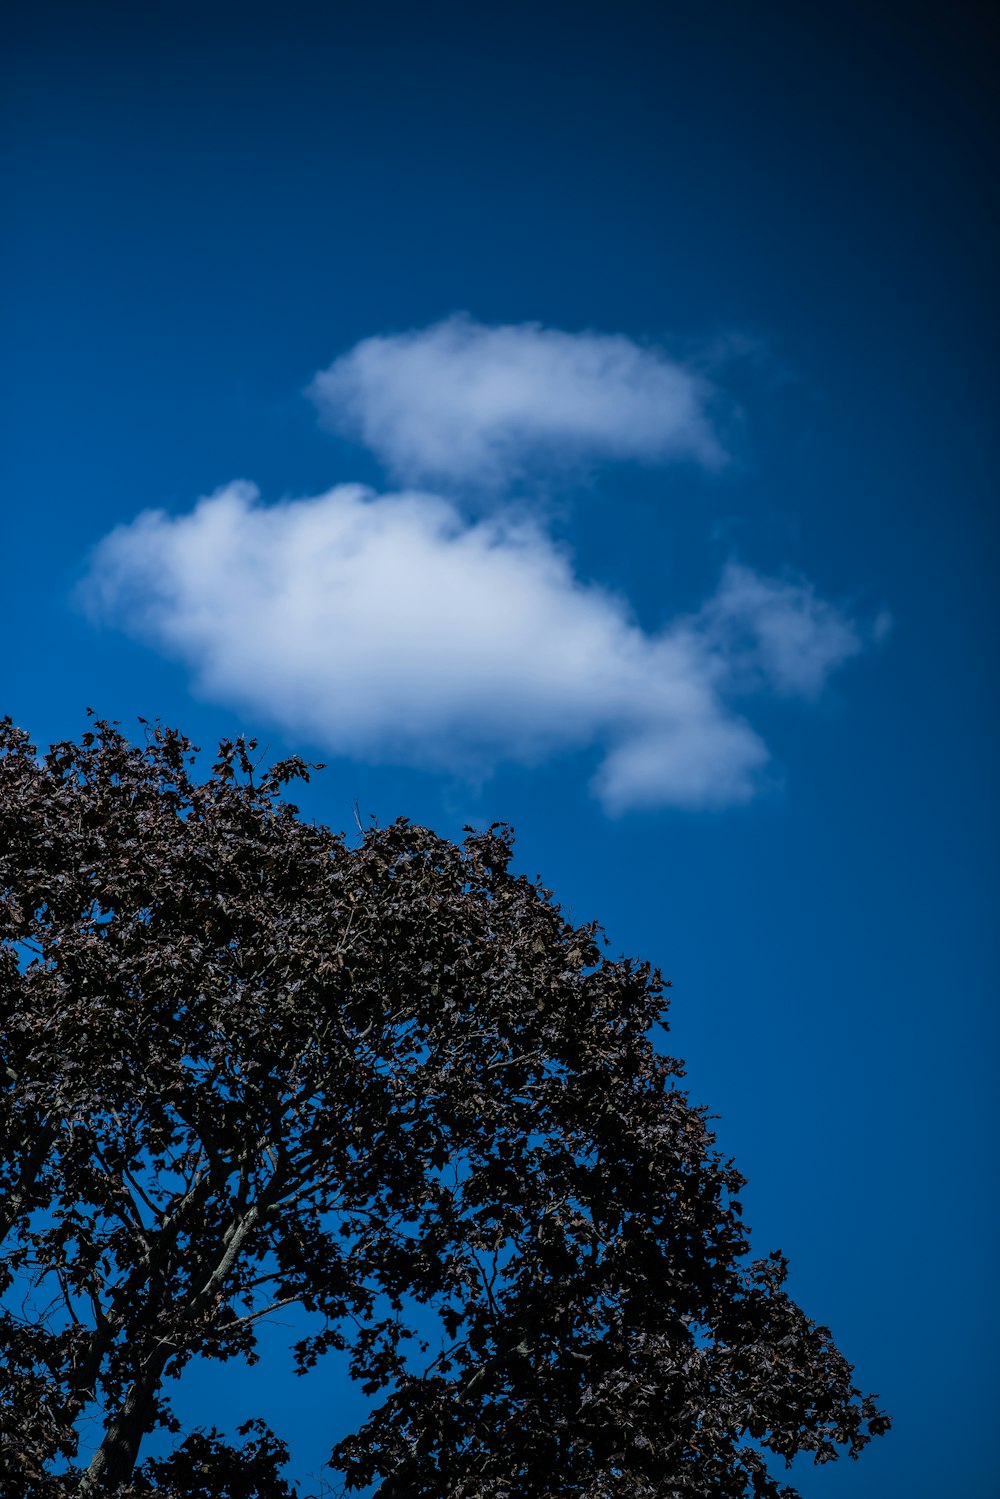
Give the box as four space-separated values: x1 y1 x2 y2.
0 717 888 1497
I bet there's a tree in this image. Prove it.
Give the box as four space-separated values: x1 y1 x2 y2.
0 716 888 1497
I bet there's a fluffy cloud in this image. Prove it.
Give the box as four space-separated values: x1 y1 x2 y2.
308 315 723 487
81 483 865 812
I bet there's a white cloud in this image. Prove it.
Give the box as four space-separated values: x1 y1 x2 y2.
81 483 866 813
307 315 723 487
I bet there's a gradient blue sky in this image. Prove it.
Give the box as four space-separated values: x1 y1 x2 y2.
3 2 997 1494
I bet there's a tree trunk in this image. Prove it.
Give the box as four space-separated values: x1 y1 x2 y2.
75 1343 172 1496
73 1189 274 1493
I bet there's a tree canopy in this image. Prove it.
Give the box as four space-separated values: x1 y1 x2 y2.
0 716 888 1497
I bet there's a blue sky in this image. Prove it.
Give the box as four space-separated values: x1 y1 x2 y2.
3 2 997 1493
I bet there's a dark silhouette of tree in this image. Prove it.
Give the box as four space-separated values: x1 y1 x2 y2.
0 716 888 1497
